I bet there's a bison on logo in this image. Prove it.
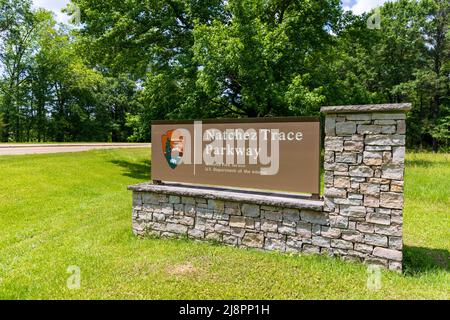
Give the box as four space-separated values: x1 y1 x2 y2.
162 129 185 169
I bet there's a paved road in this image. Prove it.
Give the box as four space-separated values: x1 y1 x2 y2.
0 143 151 155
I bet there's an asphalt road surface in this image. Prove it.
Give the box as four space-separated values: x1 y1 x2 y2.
0 143 151 155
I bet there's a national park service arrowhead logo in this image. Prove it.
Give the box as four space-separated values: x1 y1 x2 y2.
162 129 185 169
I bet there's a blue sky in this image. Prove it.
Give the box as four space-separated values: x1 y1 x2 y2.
32 0 391 24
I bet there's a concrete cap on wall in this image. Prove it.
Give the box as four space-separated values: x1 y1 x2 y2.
321 103 412 114
128 182 324 211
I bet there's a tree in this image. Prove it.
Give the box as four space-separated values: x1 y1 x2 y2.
73 0 342 140
0 0 447 149
379 0 450 150
0 0 36 141
330 0 449 150
94 74 140 142
193 0 340 117
420 0 450 150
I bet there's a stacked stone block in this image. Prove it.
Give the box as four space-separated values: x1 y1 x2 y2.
132 192 329 254
322 104 410 271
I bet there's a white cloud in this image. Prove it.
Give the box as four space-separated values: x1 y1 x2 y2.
345 0 392 15
32 0 70 23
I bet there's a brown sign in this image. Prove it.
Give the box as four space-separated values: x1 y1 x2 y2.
151 118 320 194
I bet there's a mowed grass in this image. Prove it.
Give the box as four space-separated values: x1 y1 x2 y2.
0 149 448 299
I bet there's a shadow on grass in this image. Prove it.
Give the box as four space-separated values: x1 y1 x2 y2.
403 246 449 275
110 157 448 276
110 159 152 181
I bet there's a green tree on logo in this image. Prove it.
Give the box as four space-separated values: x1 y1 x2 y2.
165 138 177 169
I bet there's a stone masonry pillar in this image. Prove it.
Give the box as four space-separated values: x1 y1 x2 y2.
321 103 411 271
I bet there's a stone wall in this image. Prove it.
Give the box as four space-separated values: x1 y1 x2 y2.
130 185 327 254
322 103 410 271
129 103 410 272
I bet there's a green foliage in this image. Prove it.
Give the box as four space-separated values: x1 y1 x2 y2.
0 0 448 148
0 0 36 141
0 112 3 135
430 115 450 151
326 0 450 150
285 75 325 116
71 0 343 139
193 0 340 117
71 0 449 149
125 113 147 142
0 1 140 142
198 0 337 116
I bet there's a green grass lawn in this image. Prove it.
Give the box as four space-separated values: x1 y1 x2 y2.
0 149 448 299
